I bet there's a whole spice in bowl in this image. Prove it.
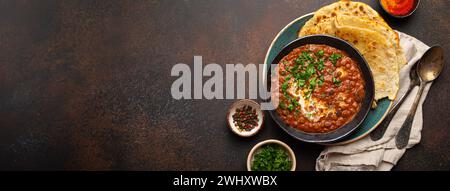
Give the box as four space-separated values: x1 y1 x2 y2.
227 99 264 137
232 105 259 132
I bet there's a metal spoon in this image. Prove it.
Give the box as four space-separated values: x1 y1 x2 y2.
395 46 444 149
370 59 420 141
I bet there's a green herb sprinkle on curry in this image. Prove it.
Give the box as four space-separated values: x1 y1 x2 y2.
274 44 365 133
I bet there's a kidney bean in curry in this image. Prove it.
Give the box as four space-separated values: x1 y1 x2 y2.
276 44 365 133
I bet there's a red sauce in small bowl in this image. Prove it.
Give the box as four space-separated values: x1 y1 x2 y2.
381 0 417 16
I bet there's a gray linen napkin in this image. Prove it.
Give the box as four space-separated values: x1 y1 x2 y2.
316 32 431 171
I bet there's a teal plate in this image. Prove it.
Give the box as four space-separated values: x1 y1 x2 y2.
263 13 393 145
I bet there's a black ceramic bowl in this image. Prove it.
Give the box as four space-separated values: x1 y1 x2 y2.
266 35 375 143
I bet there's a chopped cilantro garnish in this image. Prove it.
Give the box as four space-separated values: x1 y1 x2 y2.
290 98 297 107
298 79 305 87
288 95 297 105
299 72 308 79
316 50 324 57
305 89 313 99
281 81 289 92
301 51 313 61
318 78 324 86
279 102 286 109
317 59 324 71
332 77 342 86
251 144 292 171
287 104 294 111
294 58 302 65
285 75 291 82
306 65 315 77
290 64 298 73
329 53 342 66
309 77 317 88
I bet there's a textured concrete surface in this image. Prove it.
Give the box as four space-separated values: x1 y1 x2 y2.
0 0 449 170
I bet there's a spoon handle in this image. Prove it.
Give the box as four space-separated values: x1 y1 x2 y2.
395 82 426 149
370 83 416 141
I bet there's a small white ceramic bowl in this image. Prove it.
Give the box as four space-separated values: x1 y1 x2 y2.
247 139 296 171
227 99 264 137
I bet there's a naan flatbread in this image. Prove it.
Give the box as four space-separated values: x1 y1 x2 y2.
299 1 390 36
299 0 406 102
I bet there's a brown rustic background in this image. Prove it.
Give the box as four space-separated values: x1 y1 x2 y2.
0 0 449 170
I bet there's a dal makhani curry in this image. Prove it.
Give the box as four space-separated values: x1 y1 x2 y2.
273 0 407 133
275 44 365 133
